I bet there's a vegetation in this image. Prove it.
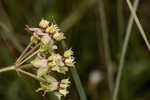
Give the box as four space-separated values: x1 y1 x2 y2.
0 0 150 100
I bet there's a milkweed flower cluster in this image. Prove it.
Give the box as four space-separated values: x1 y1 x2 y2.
47 49 75 74
25 19 75 99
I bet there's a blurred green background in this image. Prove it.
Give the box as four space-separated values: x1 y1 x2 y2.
0 0 150 100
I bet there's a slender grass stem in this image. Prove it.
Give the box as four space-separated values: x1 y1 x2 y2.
98 0 114 93
0 23 24 52
117 0 124 46
17 69 46 82
60 0 97 32
127 0 150 50
113 0 140 100
61 41 87 100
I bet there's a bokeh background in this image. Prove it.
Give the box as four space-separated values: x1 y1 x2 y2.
0 0 150 100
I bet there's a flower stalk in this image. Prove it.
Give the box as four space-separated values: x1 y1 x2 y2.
0 65 15 73
16 43 40 65
17 69 47 82
16 40 34 63
0 64 33 73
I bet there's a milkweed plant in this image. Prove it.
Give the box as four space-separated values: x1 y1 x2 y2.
0 19 77 100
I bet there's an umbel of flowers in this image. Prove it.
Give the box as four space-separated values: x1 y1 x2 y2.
26 19 75 99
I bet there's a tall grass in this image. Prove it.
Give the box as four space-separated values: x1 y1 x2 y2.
98 0 114 94
0 23 23 52
113 0 150 100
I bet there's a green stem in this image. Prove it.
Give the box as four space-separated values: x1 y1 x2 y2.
0 23 24 52
117 0 124 46
0 64 33 73
98 0 114 93
18 64 33 69
16 41 34 63
18 49 40 66
0 64 46 84
113 0 140 100
0 65 15 73
61 41 87 100
17 69 46 82
60 0 97 32
18 43 40 64
71 68 87 100
127 0 150 50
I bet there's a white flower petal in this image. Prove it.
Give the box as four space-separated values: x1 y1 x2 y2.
31 57 48 68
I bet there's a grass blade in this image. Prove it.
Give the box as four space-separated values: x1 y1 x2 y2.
117 0 124 46
0 22 23 52
98 0 114 93
113 0 140 100
127 0 150 50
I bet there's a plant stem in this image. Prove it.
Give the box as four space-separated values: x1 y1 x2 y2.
18 49 40 66
98 0 114 93
113 0 140 100
127 0 150 50
71 68 87 100
117 0 124 46
16 41 34 63
18 43 40 64
17 69 46 82
60 0 97 32
0 65 15 73
61 41 87 100
0 64 45 83
20 64 33 69
0 64 33 73
0 22 24 52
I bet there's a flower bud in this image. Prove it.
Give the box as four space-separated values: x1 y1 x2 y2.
41 35 51 45
60 83 69 88
46 24 55 33
53 32 66 41
39 19 49 28
64 48 73 58
48 62 53 67
52 45 58 50
61 78 70 84
31 57 48 68
64 57 75 67
59 89 69 96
